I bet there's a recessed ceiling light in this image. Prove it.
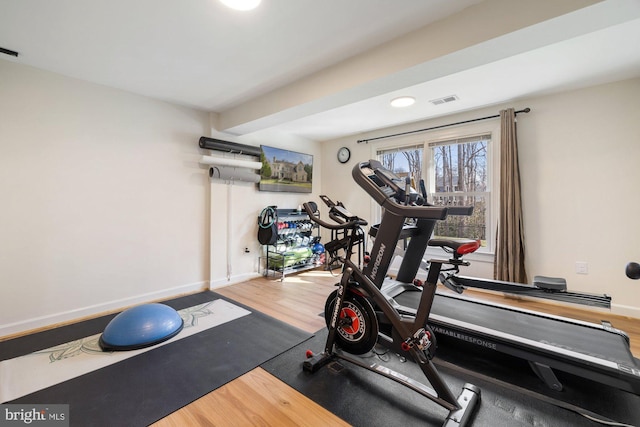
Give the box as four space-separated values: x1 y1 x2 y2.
390 96 416 108
219 0 261 11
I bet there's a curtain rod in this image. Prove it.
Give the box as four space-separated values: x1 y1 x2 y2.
356 107 531 144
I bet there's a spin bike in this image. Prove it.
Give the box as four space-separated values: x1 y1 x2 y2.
347 160 640 395
302 179 480 426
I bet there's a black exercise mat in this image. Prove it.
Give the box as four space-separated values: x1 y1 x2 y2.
0 291 312 426
262 329 640 427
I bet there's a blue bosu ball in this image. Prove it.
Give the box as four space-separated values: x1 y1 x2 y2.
99 303 184 351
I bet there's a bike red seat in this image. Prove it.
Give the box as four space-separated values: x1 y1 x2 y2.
428 238 480 255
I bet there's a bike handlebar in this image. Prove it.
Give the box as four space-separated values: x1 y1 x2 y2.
303 202 368 231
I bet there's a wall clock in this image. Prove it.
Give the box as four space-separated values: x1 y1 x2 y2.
337 147 351 164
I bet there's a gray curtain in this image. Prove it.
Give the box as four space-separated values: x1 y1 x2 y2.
494 108 528 283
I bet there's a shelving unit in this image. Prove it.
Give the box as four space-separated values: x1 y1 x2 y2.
259 208 322 280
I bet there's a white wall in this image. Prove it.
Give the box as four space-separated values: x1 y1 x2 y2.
2 57 637 338
518 78 640 316
203 126 323 288
322 78 640 317
0 60 211 336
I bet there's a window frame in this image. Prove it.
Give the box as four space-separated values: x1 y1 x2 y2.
370 119 500 258
427 132 492 252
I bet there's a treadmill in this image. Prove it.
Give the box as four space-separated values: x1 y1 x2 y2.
353 159 640 395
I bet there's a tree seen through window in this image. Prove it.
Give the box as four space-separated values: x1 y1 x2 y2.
430 134 490 245
377 134 491 247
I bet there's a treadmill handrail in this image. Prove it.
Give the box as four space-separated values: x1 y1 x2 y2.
352 160 448 220
449 275 612 309
444 206 474 216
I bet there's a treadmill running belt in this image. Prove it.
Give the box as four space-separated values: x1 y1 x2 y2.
427 293 632 364
393 290 640 394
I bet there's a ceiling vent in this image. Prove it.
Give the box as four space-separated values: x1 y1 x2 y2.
430 95 458 106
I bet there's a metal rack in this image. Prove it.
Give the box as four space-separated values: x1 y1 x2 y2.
259 208 321 280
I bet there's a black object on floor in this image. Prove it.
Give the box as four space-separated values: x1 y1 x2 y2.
262 329 640 427
0 291 312 427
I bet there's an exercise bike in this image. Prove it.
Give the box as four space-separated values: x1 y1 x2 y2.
346 159 640 395
302 167 480 426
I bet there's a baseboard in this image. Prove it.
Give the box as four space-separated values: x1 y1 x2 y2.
209 272 261 289
0 281 209 340
611 303 640 319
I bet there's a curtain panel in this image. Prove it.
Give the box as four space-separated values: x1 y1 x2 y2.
494 108 528 283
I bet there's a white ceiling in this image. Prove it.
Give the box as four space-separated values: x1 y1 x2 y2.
275 16 640 141
1 0 639 141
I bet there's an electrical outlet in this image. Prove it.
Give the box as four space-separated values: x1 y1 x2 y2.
575 261 588 275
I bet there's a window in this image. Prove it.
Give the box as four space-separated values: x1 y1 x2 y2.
376 144 423 189
428 134 491 249
374 131 494 253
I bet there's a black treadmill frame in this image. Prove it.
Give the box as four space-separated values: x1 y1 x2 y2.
352 159 640 395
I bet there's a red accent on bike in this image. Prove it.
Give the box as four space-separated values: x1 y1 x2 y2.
340 307 360 334
351 289 365 297
456 240 481 255
413 279 423 287
401 342 411 351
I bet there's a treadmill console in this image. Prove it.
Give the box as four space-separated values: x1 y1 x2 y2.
352 160 448 220
355 159 474 218
359 160 423 205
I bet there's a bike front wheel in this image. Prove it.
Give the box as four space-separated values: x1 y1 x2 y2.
324 289 378 355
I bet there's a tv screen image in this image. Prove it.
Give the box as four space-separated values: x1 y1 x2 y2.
259 145 313 193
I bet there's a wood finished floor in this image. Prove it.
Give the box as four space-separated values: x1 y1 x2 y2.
153 269 640 426
153 270 340 427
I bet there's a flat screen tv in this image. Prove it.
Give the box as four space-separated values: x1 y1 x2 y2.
259 145 313 193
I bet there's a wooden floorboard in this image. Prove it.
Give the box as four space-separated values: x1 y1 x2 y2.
215 269 339 335
153 268 640 425
6 267 631 425
153 269 343 427
151 367 349 427
2 265 636 425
